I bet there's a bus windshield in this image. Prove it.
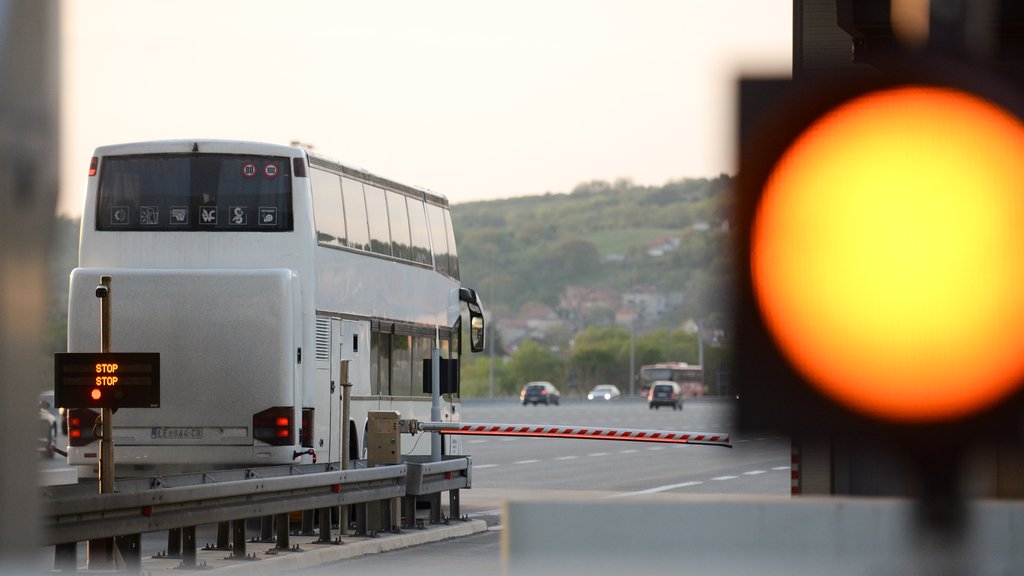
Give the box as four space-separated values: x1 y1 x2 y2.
96 154 294 231
639 363 704 398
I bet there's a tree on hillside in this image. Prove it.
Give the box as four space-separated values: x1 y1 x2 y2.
569 326 630 389
505 340 564 388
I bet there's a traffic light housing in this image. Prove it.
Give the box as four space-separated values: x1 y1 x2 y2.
734 62 1024 449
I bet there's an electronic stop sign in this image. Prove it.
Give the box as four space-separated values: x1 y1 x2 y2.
54 352 160 409
734 67 1024 445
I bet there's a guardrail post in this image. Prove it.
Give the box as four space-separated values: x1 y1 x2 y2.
181 526 197 568
316 507 333 544
298 509 316 535
402 495 415 528
429 493 442 524
390 496 401 532
229 520 247 559
355 503 368 535
256 515 274 542
54 542 76 572
274 512 290 550
164 528 181 559
450 488 461 520
215 521 230 550
116 534 141 572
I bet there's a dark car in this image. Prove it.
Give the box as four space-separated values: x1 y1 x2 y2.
521 381 561 406
648 381 682 411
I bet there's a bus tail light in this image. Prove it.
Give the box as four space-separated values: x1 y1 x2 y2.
68 408 99 447
253 407 294 446
300 408 314 448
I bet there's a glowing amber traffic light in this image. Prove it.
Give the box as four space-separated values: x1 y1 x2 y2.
752 86 1024 424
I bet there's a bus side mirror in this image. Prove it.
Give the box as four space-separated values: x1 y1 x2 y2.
470 315 485 353
460 288 486 353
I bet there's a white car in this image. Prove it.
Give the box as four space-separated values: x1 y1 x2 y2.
587 384 622 401
38 391 67 458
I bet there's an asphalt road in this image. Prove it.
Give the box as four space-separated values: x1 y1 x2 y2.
460 396 789 498
287 397 790 576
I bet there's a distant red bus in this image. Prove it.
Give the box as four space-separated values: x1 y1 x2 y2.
639 362 704 398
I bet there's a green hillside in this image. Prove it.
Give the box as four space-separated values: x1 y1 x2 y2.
451 176 735 324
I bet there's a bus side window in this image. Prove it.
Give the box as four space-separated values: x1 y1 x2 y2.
408 199 432 265
374 327 392 396
310 168 345 248
391 334 412 397
412 335 431 395
386 191 412 261
364 185 391 257
426 203 450 276
341 177 369 251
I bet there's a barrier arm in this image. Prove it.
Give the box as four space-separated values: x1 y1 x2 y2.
411 421 731 448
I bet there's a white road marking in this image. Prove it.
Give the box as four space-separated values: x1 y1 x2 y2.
712 475 738 481
772 466 791 471
743 470 767 476
474 464 499 469
555 455 578 461
613 481 704 497
588 452 611 457
514 459 540 465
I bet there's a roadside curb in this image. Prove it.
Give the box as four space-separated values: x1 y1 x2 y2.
143 520 489 575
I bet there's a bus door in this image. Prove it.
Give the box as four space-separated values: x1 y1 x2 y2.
330 319 370 462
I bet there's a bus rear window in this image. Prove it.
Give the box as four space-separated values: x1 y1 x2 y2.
96 154 294 231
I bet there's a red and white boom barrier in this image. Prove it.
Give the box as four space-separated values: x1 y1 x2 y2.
416 421 732 448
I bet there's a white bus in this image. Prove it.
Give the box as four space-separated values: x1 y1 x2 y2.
65 139 485 477
639 362 704 399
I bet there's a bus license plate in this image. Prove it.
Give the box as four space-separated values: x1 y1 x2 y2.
152 427 203 440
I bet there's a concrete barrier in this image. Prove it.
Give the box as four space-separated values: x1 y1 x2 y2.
502 495 1024 576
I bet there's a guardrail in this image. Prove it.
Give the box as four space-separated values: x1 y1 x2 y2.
41 457 471 571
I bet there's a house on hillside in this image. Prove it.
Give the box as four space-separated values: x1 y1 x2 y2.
559 285 620 326
495 302 565 352
615 307 639 328
646 235 680 257
521 302 562 334
495 317 529 352
621 286 684 324
683 318 728 345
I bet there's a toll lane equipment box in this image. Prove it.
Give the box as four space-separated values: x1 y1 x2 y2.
367 411 401 466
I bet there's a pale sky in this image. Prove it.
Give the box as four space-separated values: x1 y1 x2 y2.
59 1 792 217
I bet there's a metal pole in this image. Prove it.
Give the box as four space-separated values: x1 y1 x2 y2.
340 361 351 470
629 320 636 397
431 329 442 461
89 276 117 569
488 255 495 398
339 361 351 536
99 276 114 495
697 321 705 394
488 319 494 398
